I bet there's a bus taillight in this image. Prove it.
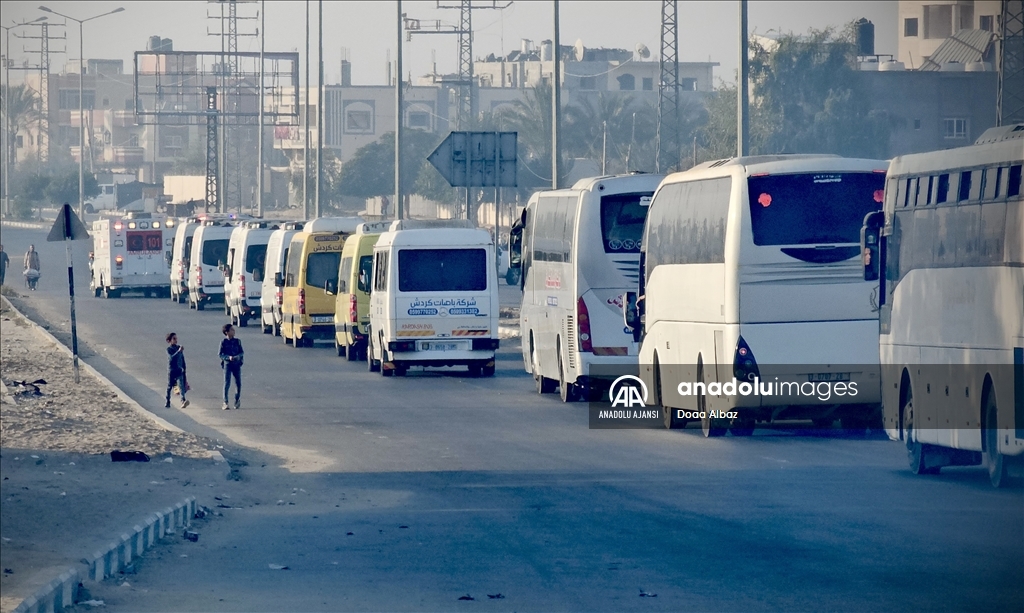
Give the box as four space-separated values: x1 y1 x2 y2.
349 294 358 323
238 274 246 297
298 288 306 315
577 297 593 353
733 336 760 382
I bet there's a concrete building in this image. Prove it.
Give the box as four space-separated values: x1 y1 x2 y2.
897 1 1002 68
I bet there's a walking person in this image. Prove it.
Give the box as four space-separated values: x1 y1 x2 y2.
23 244 40 290
165 332 190 409
0 244 9 287
219 323 244 410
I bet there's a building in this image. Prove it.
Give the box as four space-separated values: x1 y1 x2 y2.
897 1 1002 68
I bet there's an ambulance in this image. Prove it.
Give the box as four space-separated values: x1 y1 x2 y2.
367 220 500 377
90 212 175 299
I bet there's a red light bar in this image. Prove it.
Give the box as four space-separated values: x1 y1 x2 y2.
750 172 769 177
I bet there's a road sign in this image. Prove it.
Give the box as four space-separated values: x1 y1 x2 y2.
46 203 90 242
46 204 89 384
428 131 517 188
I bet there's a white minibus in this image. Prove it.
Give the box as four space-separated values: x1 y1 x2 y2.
509 173 664 402
260 222 304 335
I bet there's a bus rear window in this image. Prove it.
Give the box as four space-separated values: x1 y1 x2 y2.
245 244 267 275
398 248 486 292
747 172 885 246
601 192 651 253
201 239 229 266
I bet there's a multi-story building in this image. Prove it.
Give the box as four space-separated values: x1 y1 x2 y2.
897 1 1002 68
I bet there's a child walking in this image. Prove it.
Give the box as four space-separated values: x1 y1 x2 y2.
219 323 244 410
165 332 190 409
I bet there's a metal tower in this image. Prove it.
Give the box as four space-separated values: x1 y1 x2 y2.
16 22 65 162
205 87 218 212
657 0 679 173
998 0 1024 125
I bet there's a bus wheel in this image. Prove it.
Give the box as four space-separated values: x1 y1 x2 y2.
983 389 1010 488
94 285 102 298
367 341 380 372
699 364 726 438
531 336 556 394
262 320 272 335
558 349 579 403
730 416 755 437
659 365 684 430
904 395 940 475
335 339 345 357
102 286 114 299
346 342 360 362
238 313 248 327
482 362 496 377
196 299 205 311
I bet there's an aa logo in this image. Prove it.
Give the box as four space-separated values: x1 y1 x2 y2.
609 375 648 408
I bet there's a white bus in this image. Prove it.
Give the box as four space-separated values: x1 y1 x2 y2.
861 124 1024 488
628 155 888 436
509 173 664 402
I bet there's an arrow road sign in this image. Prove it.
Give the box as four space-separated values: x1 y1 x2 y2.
428 131 517 188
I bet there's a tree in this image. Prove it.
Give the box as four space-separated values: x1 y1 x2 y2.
2 84 40 160
697 24 894 161
43 168 99 205
335 130 454 201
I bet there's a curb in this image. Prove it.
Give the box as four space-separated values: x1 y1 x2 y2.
1 295 184 434
0 220 49 230
11 497 197 613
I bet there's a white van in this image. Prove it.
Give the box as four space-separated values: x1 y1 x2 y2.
169 217 201 303
260 222 304 335
367 220 500 377
187 219 235 311
224 220 278 327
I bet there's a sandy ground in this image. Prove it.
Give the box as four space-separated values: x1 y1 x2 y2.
0 293 227 613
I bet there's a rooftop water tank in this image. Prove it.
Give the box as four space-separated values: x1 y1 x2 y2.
879 61 906 71
540 39 553 62
940 61 965 72
965 61 992 72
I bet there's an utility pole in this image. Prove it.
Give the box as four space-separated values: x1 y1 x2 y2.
316 0 323 218
16 21 66 163
551 0 561 190
998 0 1024 125
2 17 47 217
257 0 265 216
737 0 749 157
304 0 310 219
657 0 679 173
396 0 404 220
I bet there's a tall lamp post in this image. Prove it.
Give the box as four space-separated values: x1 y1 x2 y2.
38 6 124 218
1 16 47 217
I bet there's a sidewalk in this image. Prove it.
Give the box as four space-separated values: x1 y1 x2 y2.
0 293 226 613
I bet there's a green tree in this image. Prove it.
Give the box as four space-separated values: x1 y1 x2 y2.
335 130 454 201
698 24 894 161
2 84 40 159
42 168 99 205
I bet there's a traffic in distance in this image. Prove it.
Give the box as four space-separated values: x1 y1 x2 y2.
88 123 1024 488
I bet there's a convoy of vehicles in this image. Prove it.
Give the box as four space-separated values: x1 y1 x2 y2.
860 123 1024 488
509 173 664 402
90 212 175 298
279 217 363 347
333 221 391 361
367 220 500 377
622 157 888 436
260 222 304 336
224 220 277 328
93 138 1020 487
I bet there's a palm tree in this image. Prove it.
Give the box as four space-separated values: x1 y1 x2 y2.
2 84 41 163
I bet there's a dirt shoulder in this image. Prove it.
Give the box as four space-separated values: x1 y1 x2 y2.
0 293 227 613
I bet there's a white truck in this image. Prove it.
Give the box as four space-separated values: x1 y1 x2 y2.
367 219 500 377
90 213 175 298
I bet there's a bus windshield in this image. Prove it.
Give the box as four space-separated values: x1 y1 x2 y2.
748 172 885 246
601 192 651 253
398 248 487 292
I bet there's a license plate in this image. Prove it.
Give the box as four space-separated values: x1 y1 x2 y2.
421 342 461 352
807 372 850 382
311 315 333 323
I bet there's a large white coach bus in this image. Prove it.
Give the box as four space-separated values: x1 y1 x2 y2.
861 124 1024 487
509 173 664 402
627 155 888 436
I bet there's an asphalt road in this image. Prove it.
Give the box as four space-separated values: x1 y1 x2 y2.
3 226 1022 613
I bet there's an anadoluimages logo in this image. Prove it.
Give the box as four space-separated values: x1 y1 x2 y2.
608 375 648 408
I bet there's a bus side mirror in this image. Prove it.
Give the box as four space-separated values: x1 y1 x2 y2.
861 211 885 282
623 291 641 343
274 272 284 287
508 225 523 269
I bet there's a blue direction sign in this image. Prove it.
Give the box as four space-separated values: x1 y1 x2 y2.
427 131 517 188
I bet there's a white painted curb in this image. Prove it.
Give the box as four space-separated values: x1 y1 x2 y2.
0 220 49 230
10 497 197 613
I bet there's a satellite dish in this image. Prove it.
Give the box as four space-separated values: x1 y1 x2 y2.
635 43 651 59
574 38 585 62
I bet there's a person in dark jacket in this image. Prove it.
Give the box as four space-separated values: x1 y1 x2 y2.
165 332 190 409
219 323 244 410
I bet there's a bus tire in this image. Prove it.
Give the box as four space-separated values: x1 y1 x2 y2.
530 334 556 394
730 416 756 437
346 342 360 362
904 393 940 475
699 362 726 438
381 350 394 377
196 299 205 311
468 363 482 378
558 346 579 403
658 363 684 430
367 341 380 372
482 362 496 377
238 313 248 327
983 387 1010 488
335 339 345 357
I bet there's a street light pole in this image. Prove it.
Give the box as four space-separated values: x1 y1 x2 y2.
551 0 561 190
257 0 265 217
395 0 403 220
1 17 47 217
315 0 323 218
37 6 124 218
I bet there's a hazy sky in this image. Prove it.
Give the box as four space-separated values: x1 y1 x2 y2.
3 1 897 86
